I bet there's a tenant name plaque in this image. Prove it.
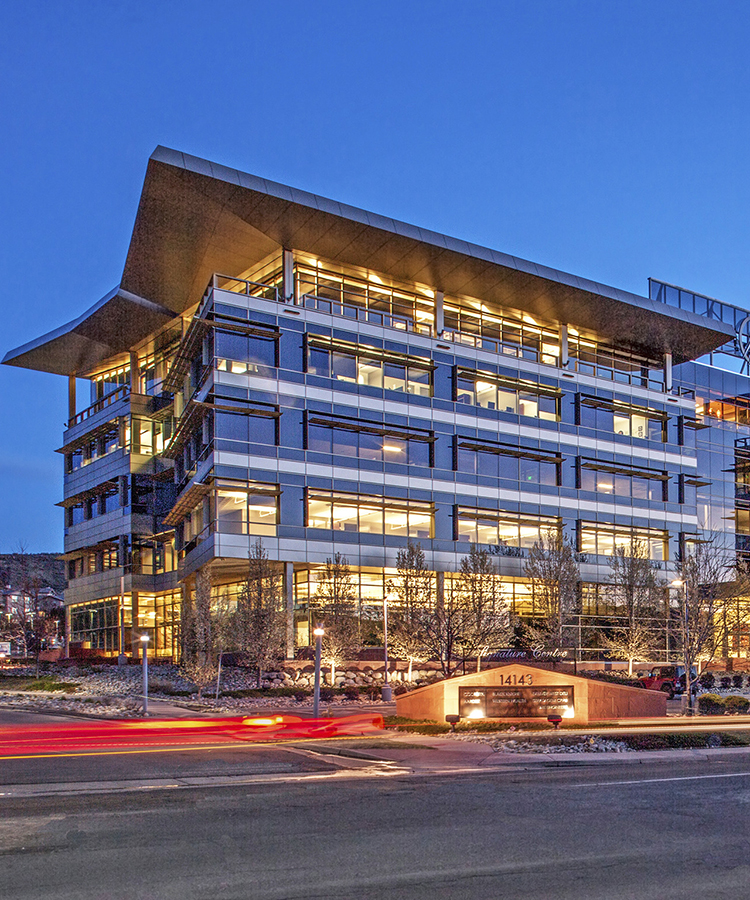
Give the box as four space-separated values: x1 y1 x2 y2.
459 685 574 718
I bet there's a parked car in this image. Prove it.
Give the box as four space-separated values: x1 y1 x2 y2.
639 665 697 699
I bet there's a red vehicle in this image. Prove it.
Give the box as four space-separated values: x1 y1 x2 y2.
639 665 697 699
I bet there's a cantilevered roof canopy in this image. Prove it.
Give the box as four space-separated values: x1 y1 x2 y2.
2 288 175 376
4 145 736 376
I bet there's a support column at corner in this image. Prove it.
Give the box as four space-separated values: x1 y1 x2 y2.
67 374 76 422
284 561 295 659
664 350 673 393
434 291 444 335
282 249 295 304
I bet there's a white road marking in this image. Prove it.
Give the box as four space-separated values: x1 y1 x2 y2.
578 771 750 787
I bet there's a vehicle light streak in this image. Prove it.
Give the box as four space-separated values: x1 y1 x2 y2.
0 714 384 758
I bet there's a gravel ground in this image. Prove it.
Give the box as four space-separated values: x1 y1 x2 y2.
444 732 633 754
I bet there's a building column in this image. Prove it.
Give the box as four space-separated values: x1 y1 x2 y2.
131 590 140 655
67 375 76 422
434 291 444 335
560 324 569 369
282 248 294 303
664 350 673 393
284 562 295 659
129 352 140 395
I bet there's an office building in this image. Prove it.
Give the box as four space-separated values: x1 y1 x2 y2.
5 147 750 661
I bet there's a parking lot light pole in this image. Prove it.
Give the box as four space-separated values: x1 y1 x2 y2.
313 627 324 718
140 634 150 716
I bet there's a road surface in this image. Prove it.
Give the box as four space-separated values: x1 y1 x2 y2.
2 744 750 899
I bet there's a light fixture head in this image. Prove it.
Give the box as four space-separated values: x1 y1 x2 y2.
140 634 150 642
313 627 325 637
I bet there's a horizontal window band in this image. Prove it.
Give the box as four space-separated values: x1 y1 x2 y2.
457 439 561 463
307 335 435 370
308 490 433 511
210 402 280 419
579 394 668 420
456 367 562 398
212 319 280 339
580 459 668 480
456 506 560 527
58 480 120 507
579 522 668 538
214 485 282 496
308 414 434 441
58 417 122 454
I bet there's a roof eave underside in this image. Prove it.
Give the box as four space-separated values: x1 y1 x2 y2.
2 289 176 376
118 147 733 364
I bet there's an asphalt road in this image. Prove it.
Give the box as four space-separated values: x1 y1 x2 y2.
3 752 750 899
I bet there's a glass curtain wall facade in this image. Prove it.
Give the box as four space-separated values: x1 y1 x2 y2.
6 148 750 664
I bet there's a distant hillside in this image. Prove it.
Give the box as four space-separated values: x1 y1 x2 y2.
0 553 66 593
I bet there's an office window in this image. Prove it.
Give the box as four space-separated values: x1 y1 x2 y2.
296 262 435 336
579 460 667 501
307 414 432 466
443 303 559 365
579 523 668 561
307 337 433 397
215 481 278 536
456 507 559 548
307 491 433 539
214 328 277 376
214 408 278 450
456 438 560 486
455 368 560 421
578 396 666 441
568 333 663 389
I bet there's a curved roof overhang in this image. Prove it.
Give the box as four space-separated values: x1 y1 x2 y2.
4 145 735 377
2 288 176 376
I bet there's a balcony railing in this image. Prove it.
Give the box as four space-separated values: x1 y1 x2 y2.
209 274 280 303
68 385 129 428
299 293 432 336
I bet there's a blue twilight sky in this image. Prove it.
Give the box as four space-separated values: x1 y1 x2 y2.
2 0 750 552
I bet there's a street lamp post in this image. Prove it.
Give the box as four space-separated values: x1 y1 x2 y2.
140 634 149 716
313 627 324 718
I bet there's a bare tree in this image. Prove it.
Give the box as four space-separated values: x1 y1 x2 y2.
181 568 219 698
236 540 286 687
312 553 360 684
456 544 510 671
416 587 468 678
387 542 433 681
524 529 580 649
2 542 61 675
602 539 663 675
676 536 734 712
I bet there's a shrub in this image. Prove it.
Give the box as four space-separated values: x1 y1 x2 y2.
24 678 79 694
319 687 335 702
364 684 381 701
733 674 745 691
294 690 309 702
395 722 450 735
720 676 732 691
699 672 715 690
698 693 725 715
343 685 360 701
724 695 750 714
